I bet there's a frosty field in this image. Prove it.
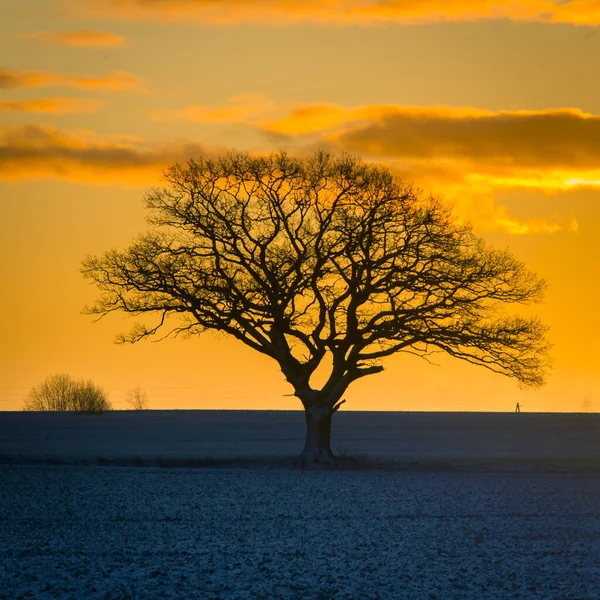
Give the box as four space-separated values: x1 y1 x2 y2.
2 466 599 599
1 411 600 598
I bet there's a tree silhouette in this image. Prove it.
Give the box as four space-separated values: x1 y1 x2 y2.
82 151 549 463
126 386 149 410
24 373 111 412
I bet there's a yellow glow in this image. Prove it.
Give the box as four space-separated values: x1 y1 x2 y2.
468 171 600 191
565 177 600 187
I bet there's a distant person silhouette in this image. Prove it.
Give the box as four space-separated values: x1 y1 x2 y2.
515 402 521 413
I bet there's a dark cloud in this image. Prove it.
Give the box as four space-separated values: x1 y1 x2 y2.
0 124 210 184
332 108 600 169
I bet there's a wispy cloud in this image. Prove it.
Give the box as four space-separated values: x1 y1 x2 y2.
17 30 126 47
150 93 276 124
0 69 143 91
0 98 102 114
66 0 600 26
466 192 579 235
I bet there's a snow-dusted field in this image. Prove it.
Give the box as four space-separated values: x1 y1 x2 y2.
1 465 599 599
1 411 600 598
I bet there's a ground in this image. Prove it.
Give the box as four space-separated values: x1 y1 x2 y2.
1 464 599 599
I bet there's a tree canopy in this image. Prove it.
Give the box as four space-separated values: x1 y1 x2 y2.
82 151 549 462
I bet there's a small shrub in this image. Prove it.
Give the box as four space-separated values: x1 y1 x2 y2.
126 386 149 410
24 373 111 412
72 379 112 412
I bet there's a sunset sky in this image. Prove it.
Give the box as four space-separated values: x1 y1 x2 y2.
1 0 599 411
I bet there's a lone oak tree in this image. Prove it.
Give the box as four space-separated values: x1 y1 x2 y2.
82 151 549 464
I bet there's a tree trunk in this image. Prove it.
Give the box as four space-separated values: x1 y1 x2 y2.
300 404 335 465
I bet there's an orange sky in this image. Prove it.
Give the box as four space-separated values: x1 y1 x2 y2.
1 0 599 411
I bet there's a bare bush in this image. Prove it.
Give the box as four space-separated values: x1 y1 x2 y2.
72 379 112 412
126 386 149 410
24 374 111 412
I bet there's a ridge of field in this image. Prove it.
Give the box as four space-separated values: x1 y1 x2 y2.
2 410 599 470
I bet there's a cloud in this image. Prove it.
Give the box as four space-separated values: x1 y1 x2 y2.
258 103 600 189
17 30 126 47
328 106 600 170
262 104 494 136
0 69 143 91
430 179 580 235
257 101 597 234
496 214 579 235
155 96 600 187
0 123 211 185
0 98 102 114
65 0 600 26
0 106 587 234
151 93 276 123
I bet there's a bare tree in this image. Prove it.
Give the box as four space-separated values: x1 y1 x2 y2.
24 374 111 412
82 151 549 463
126 386 149 410
71 379 112 413
24 373 73 411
